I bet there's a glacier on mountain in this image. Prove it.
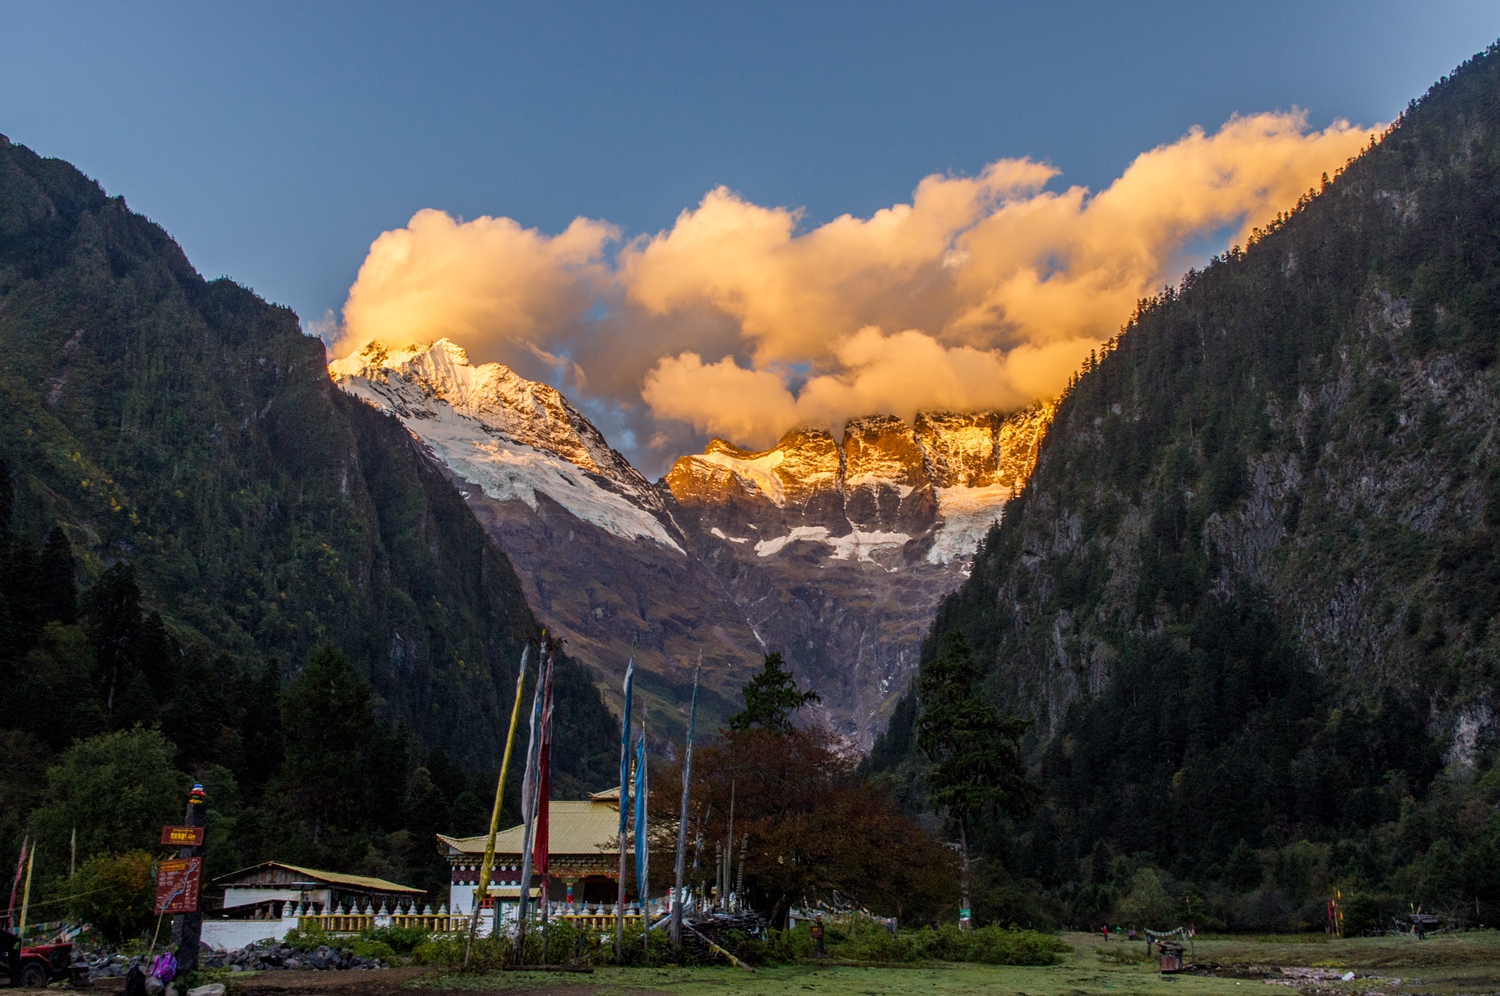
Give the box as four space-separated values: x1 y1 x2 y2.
753 526 914 563
329 339 684 553
927 484 1012 564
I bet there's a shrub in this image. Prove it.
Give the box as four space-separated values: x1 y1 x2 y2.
411 936 470 969
1341 892 1401 935
845 925 919 963
283 923 332 951
1114 868 1173 929
66 851 156 944
965 925 1070 965
1096 944 1153 965
837 919 1069 966
722 925 814 966
360 925 428 954
913 923 969 962
350 939 395 962
413 921 607 968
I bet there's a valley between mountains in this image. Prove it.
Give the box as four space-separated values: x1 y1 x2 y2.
329 338 1051 745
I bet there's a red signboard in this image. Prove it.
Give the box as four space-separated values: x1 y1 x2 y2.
155 857 202 913
160 826 206 847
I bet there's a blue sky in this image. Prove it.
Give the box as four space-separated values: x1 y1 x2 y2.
4 3 1499 470
3 2 1495 328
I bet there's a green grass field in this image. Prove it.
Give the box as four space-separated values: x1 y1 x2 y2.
413 931 1500 996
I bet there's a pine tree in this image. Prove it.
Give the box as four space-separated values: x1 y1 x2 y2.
1224 839 1262 892
274 646 377 862
38 526 77 625
82 564 145 717
916 632 1038 928
727 652 820 734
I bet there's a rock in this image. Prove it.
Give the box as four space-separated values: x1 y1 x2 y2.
187 984 226 996
144 975 164 996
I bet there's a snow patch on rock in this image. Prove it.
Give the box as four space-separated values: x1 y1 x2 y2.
690 448 789 506
754 525 912 563
927 483 1012 563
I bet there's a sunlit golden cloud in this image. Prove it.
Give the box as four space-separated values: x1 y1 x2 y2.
330 110 1377 458
339 208 616 355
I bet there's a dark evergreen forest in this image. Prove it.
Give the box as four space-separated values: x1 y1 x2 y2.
870 43 1500 933
0 135 616 906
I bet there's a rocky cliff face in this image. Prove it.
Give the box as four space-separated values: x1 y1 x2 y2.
665 405 1051 570
330 339 1051 745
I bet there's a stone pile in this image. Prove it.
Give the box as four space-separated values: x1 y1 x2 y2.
79 943 385 980
208 942 385 972
77 953 139 980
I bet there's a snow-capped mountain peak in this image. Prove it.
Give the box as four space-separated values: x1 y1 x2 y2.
330 339 681 551
664 404 1052 567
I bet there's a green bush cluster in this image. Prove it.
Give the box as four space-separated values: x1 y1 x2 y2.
413 919 1070 969
349 939 397 962
725 920 1068 967
1096 944 1153 965
280 922 413 963
413 921 605 969
719 925 815 965
281 923 331 951
838 922 1069 965
360 925 430 954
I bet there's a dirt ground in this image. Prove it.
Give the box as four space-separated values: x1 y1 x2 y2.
210 967 436 996
77 968 441 996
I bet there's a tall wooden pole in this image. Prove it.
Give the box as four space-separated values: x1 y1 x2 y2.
17 847 34 936
959 820 972 931
614 656 635 963
7 837 28 929
514 654 545 961
633 712 649 956
670 658 700 950
724 781 734 909
464 644 531 969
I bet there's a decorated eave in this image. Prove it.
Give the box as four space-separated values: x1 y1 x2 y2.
438 792 626 884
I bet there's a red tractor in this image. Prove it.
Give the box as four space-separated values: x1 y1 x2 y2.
2 941 75 989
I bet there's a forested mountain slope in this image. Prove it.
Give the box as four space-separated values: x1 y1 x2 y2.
870 44 1500 928
0 133 614 793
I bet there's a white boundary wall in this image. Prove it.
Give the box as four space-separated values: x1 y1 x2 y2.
202 919 293 950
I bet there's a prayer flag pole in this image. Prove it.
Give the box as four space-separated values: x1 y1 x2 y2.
18 844 34 936
536 649 555 962
515 647 546 959
670 657 700 950
464 643 533 969
634 710 649 952
7 837 28 929
614 655 635 962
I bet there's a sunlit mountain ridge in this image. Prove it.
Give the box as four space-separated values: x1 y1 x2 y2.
328 336 1052 745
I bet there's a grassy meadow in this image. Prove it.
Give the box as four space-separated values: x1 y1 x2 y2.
397 930 1500 996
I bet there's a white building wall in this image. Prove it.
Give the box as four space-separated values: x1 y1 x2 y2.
202 918 294 950
222 887 332 910
449 883 474 920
